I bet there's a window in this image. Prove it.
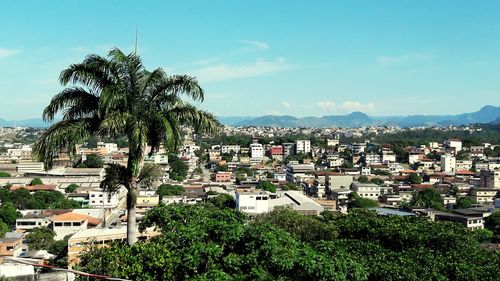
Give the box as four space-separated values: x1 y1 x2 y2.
64 222 71 227
7 246 14 251
55 222 63 227
73 222 81 226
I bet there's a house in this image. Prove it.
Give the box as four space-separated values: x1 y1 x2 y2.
433 211 484 230
88 188 123 208
51 212 100 240
235 189 270 215
351 182 381 200
469 188 498 204
136 191 160 213
0 232 23 257
215 171 232 182
16 211 56 231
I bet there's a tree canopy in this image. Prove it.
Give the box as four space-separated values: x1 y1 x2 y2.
76 204 500 281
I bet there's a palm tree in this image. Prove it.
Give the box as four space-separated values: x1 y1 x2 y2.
33 48 220 245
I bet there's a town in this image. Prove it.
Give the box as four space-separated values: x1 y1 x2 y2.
0 123 499 278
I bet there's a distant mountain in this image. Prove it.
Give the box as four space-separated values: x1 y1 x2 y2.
3 105 500 128
221 105 500 128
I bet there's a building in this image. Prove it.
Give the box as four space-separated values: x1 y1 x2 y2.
88 189 122 209
15 212 54 231
433 211 483 230
269 145 284 160
444 139 462 153
235 189 270 215
17 162 44 174
51 212 100 240
295 140 311 154
381 150 396 163
365 153 382 165
286 163 315 182
351 142 366 154
480 169 500 189
440 154 456 173
326 139 339 147
136 191 160 212
0 232 23 257
282 143 294 156
250 142 263 161
351 182 381 200
221 145 241 154
215 171 232 183
470 188 498 204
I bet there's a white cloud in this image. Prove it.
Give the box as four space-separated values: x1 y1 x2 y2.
0 48 20 58
340 101 375 112
239 40 269 50
376 53 432 66
190 58 290 82
316 100 336 111
281 101 291 108
315 100 375 113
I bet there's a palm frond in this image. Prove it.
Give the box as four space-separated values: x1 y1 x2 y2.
33 118 99 169
43 87 99 121
137 163 163 189
100 164 130 193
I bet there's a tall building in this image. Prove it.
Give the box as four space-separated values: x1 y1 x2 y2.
250 142 263 160
295 140 311 154
480 169 500 189
440 154 456 173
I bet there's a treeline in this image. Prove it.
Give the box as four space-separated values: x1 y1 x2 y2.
76 200 500 281
373 124 500 146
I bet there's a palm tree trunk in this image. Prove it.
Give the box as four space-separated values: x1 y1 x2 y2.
127 179 138 245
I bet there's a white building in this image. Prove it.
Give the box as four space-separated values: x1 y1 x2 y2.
88 188 123 209
480 169 500 189
235 189 269 214
221 145 241 154
351 142 366 154
352 182 381 200
326 139 339 147
444 139 462 153
440 154 456 173
295 140 311 154
381 150 396 163
250 143 264 160
96 142 118 153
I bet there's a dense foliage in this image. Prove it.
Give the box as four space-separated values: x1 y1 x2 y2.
0 171 11 177
76 154 104 168
168 155 189 182
76 202 499 280
156 184 185 199
0 188 79 211
25 227 69 267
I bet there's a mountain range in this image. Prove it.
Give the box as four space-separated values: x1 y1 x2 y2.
219 105 500 128
2 105 500 128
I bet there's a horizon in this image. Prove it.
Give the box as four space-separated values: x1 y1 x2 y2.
2 1 500 119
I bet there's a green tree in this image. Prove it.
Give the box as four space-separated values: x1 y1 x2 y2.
257 181 276 192
25 227 56 250
370 177 384 186
0 171 11 178
30 178 43 186
0 220 9 237
456 197 475 209
408 173 422 184
348 192 378 208
156 184 185 200
78 154 104 168
357 175 369 183
65 183 79 193
169 155 189 182
33 48 220 245
411 188 444 210
206 194 236 209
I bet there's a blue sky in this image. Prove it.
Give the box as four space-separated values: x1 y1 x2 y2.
1 0 500 119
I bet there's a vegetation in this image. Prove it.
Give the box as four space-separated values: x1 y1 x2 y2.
64 183 79 193
76 154 104 168
30 177 43 186
256 181 276 192
33 48 220 245
348 192 378 208
76 204 500 280
0 220 9 237
168 155 189 182
410 188 444 210
0 187 80 212
456 197 475 209
486 211 500 243
0 202 19 227
25 227 69 267
357 175 369 183
156 184 185 200
0 171 11 178
408 173 422 184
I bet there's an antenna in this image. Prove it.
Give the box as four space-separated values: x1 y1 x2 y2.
134 25 139 54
